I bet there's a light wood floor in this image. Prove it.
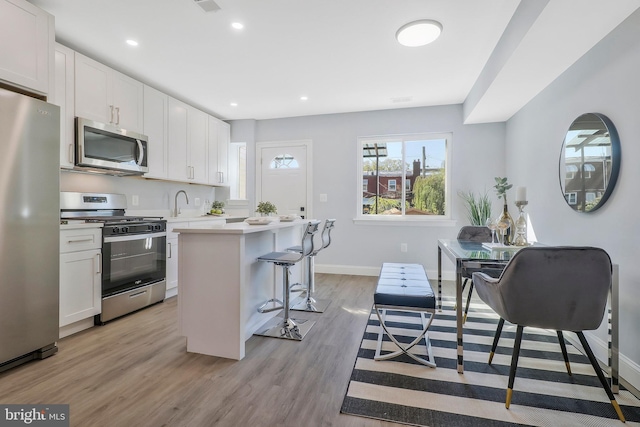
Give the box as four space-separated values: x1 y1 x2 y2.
0 273 417 427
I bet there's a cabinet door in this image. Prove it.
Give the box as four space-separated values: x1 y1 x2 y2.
75 53 110 123
53 44 75 169
189 106 208 184
217 121 230 185
207 116 220 185
166 238 178 292
112 70 143 132
167 97 189 181
0 0 52 95
143 85 168 179
59 249 101 327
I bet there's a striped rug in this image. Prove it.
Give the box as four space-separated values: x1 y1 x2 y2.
341 298 640 426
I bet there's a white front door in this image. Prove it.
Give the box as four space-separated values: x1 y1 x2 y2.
256 140 312 219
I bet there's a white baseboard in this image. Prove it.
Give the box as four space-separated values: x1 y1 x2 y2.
165 287 178 299
59 318 94 339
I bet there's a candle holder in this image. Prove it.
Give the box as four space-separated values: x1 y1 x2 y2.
514 201 528 246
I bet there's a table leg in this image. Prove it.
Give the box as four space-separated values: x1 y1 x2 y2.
456 259 464 374
437 247 442 311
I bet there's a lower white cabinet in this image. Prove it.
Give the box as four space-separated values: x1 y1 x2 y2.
166 219 225 297
59 226 102 337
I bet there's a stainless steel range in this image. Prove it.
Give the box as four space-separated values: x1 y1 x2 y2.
60 192 166 324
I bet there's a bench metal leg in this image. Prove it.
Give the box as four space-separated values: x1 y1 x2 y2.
374 307 436 368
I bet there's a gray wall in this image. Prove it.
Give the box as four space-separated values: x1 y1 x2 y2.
232 104 506 274
504 10 640 388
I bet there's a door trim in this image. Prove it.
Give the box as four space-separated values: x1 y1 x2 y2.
255 139 313 219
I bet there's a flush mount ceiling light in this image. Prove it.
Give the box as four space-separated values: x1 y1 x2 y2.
300 96 308 101
231 22 244 30
396 19 442 47
125 39 139 47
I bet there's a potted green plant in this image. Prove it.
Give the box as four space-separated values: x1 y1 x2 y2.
256 201 277 216
210 200 225 215
458 190 492 226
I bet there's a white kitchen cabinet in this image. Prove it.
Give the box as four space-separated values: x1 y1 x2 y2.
207 116 230 186
167 97 209 184
53 43 75 169
143 85 168 179
75 53 143 132
166 218 225 298
59 226 102 337
0 0 53 95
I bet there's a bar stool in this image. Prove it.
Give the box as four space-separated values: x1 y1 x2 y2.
287 218 335 313
254 220 321 341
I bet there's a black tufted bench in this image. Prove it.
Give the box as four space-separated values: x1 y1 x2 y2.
374 262 437 367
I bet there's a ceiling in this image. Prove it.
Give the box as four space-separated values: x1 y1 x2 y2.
29 0 640 122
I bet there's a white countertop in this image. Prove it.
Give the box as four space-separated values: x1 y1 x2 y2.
165 215 245 223
60 221 103 230
175 219 306 235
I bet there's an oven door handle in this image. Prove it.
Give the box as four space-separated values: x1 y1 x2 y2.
103 231 166 243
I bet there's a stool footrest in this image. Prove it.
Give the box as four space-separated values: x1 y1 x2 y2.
257 298 284 313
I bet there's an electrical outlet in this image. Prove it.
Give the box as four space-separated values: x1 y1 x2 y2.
319 193 328 202
131 195 139 206
194 197 201 207
400 243 408 253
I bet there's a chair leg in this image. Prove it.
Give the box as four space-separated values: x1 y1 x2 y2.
557 331 572 376
454 278 469 310
463 281 474 323
291 254 331 313
576 331 626 422
488 318 505 364
505 325 524 409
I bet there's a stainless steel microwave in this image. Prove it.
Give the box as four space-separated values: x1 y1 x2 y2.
75 117 149 175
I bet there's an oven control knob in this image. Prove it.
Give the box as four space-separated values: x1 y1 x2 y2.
147 224 154 231
112 227 120 234
121 226 129 233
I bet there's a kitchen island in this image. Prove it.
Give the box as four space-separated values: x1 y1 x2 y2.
175 219 306 360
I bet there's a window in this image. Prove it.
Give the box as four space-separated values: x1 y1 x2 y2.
565 192 577 205
583 163 595 179
566 164 578 180
229 142 247 200
358 133 449 218
269 154 299 169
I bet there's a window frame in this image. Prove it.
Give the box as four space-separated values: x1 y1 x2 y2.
355 132 453 225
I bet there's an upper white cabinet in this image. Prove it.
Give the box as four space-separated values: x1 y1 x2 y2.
0 0 53 96
75 53 143 132
53 43 75 169
143 85 168 179
167 97 208 184
207 116 230 186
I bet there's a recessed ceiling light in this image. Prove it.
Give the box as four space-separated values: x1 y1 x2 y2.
396 20 442 47
126 39 139 47
300 96 308 101
231 22 244 30
230 102 238 107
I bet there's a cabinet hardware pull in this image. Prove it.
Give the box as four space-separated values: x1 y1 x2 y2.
115 107 120 125
109 105 114 123
67 237 94 243
96 253 101 274
168 242 172 258
68 144 74 164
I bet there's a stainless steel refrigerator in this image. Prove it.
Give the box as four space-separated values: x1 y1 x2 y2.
0 87 60 371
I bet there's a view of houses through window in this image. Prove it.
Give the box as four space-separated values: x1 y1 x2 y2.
359 134 448 217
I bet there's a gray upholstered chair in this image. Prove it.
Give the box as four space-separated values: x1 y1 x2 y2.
472 246 625 422
456 226 502 322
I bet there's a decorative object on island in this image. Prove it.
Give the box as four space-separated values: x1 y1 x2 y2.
256 201 277 216
458 190 492 226
494 177 514 245
514 186 529 246
210 200 225 215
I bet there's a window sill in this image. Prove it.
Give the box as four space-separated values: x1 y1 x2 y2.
352 217 458 227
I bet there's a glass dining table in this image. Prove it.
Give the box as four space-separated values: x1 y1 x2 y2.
436 239 619 394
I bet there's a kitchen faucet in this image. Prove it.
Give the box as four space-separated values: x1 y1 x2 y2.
174 190 189 217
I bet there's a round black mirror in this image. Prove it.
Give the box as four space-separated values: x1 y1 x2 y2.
559 113 621 212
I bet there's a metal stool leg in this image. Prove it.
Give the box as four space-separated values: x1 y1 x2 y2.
254 264 315 340
291 254 331 313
